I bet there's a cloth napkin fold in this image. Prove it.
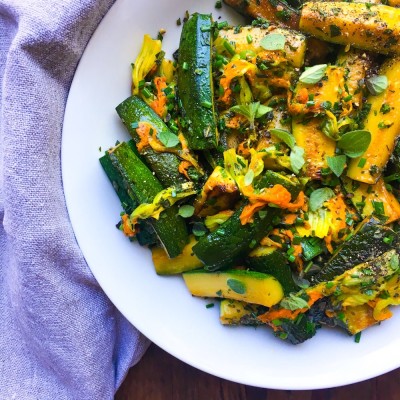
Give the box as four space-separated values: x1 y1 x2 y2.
0 0 150 398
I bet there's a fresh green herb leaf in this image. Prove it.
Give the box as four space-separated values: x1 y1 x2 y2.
227 278 246 294
389 253 399 271
256 104 273 118
157 130 180 147
260 33 286 50
354 331 362 343
280 293 309 311
309 187 335 211
269 128 296 149
178 205 195 218
366 75 388 96
327 155 347 177
192 222 207 237
244 169 255 186
290 145 305 174
337 130 371 158
230 102 260 127
299 64 327 85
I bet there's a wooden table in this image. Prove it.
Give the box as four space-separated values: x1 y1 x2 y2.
116 344 400 399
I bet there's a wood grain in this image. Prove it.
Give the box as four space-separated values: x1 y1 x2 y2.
116 344 400 400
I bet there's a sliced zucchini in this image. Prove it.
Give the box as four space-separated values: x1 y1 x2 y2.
192 205 280 270
116 95 187 187
347 57 400 184
151 235 203 275
300 2 400 55
312 218 398 283
218 26 306 68
108 142 188 258
342 177 400 224
246 246 297 295
255 170 302 200
99 143 158 247
220 299 266 325
177 13 218 150
183 269 284 307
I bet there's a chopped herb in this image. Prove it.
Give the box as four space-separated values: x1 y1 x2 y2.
330 24 341 37
227 278 246 294
157 130 180 147
298 64 327 84
357 158 367 168
280 293 309 311
380 103 391 114
327 155 347 177
215 0 222 8
366 75 388 96
372 200 384 215
337 130 371 158
354 331 362 343
260 33 286 51
206 303 215 308
178 205 195 218
192 222 207 237
309 188 335 212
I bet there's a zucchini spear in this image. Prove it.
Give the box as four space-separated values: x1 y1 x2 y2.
177 13 218 150
300 2 400 55
108 142 189 258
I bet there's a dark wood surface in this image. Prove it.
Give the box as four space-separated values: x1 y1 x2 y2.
116 343 400 400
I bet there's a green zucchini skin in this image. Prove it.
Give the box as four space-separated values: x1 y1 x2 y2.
192 206 279 270
311 218 398 284
246 249 297 295
109 142 188 258
116 95 187 187
177 13 218 150
99 143 158 247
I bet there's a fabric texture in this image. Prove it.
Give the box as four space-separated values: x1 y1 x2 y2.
0 1 150 398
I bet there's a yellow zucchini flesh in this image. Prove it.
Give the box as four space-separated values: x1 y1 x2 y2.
218 26 306 68
300 2 400 55
342 177 400 224
151 235 203 275
182 269 284 307
347 57 400 184
219 299 264 325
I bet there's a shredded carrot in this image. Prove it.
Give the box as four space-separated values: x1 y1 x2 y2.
121 214 136 237
283 213 297 225
135 122 152 152
237 141 251 157
324 234 334 254
178 161 192 180
240 186 302 225
219 59 256 104
150 77 167 118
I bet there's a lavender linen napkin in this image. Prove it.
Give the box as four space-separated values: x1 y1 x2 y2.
0 0 150 398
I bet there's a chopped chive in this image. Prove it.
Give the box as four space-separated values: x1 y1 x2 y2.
223 40 236 56
357 158 367 168
182 61 189 71
206 303 215 309
372 200 385 215
141 87 152 98
218 21 228 29
354 331 362 343
201 100 212 109
246 34 253 44
343 94 353 102
288 255 296 262
215 0 222 8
